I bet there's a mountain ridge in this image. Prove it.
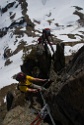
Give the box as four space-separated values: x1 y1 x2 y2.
0 0 84 125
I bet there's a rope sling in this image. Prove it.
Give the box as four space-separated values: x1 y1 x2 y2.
40 91 56 125
30 104 48 125
29 80 56 125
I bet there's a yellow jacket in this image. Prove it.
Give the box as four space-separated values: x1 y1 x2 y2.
19 75 35 93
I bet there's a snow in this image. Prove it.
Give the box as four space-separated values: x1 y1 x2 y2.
0 0 84 89
0 0 22 28
0 51 23 88
64 43 84 56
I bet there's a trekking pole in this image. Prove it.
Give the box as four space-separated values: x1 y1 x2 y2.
40 91 56 125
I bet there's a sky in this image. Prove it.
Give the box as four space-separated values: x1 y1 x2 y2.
0 0 84 89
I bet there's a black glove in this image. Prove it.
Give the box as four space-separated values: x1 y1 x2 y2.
47 79 54 83
47 79 51 82
44 79 51 83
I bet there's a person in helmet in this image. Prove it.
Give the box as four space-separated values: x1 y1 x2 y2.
38 28 54 53
16 72 47 93
42 28 51 36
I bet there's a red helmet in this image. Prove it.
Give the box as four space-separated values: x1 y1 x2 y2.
44 28 50 30
16 72 26 81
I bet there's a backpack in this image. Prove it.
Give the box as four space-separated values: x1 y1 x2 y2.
6 91 14 111
43 28 51 36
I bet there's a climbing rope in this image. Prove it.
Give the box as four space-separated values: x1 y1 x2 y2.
30 104 48 125
40 91 56 125
30 80 56 125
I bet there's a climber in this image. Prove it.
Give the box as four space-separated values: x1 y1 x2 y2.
30 104 48 125
15 72 48 93
38 28 54 53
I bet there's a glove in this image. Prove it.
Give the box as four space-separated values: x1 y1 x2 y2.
44 79 50 82
44 79 51 82
46 79 54 83
47 79 51 82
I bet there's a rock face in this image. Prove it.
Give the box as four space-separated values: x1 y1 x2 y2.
3 105 37 125
46 45 84 125
21 44 51 78
3 105 49 125
53 43 65 73
0 45 84 125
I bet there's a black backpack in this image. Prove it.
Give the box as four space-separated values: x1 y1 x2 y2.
43 28 51 36
6 91 14 111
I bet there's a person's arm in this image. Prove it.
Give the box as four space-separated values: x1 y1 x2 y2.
32 78 47 83
27 75 48 83
27 88 38 93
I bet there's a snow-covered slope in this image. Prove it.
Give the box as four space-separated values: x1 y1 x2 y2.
0 0 84 88
27 0 84 41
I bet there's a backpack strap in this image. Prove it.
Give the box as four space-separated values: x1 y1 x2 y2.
17 84 29 93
